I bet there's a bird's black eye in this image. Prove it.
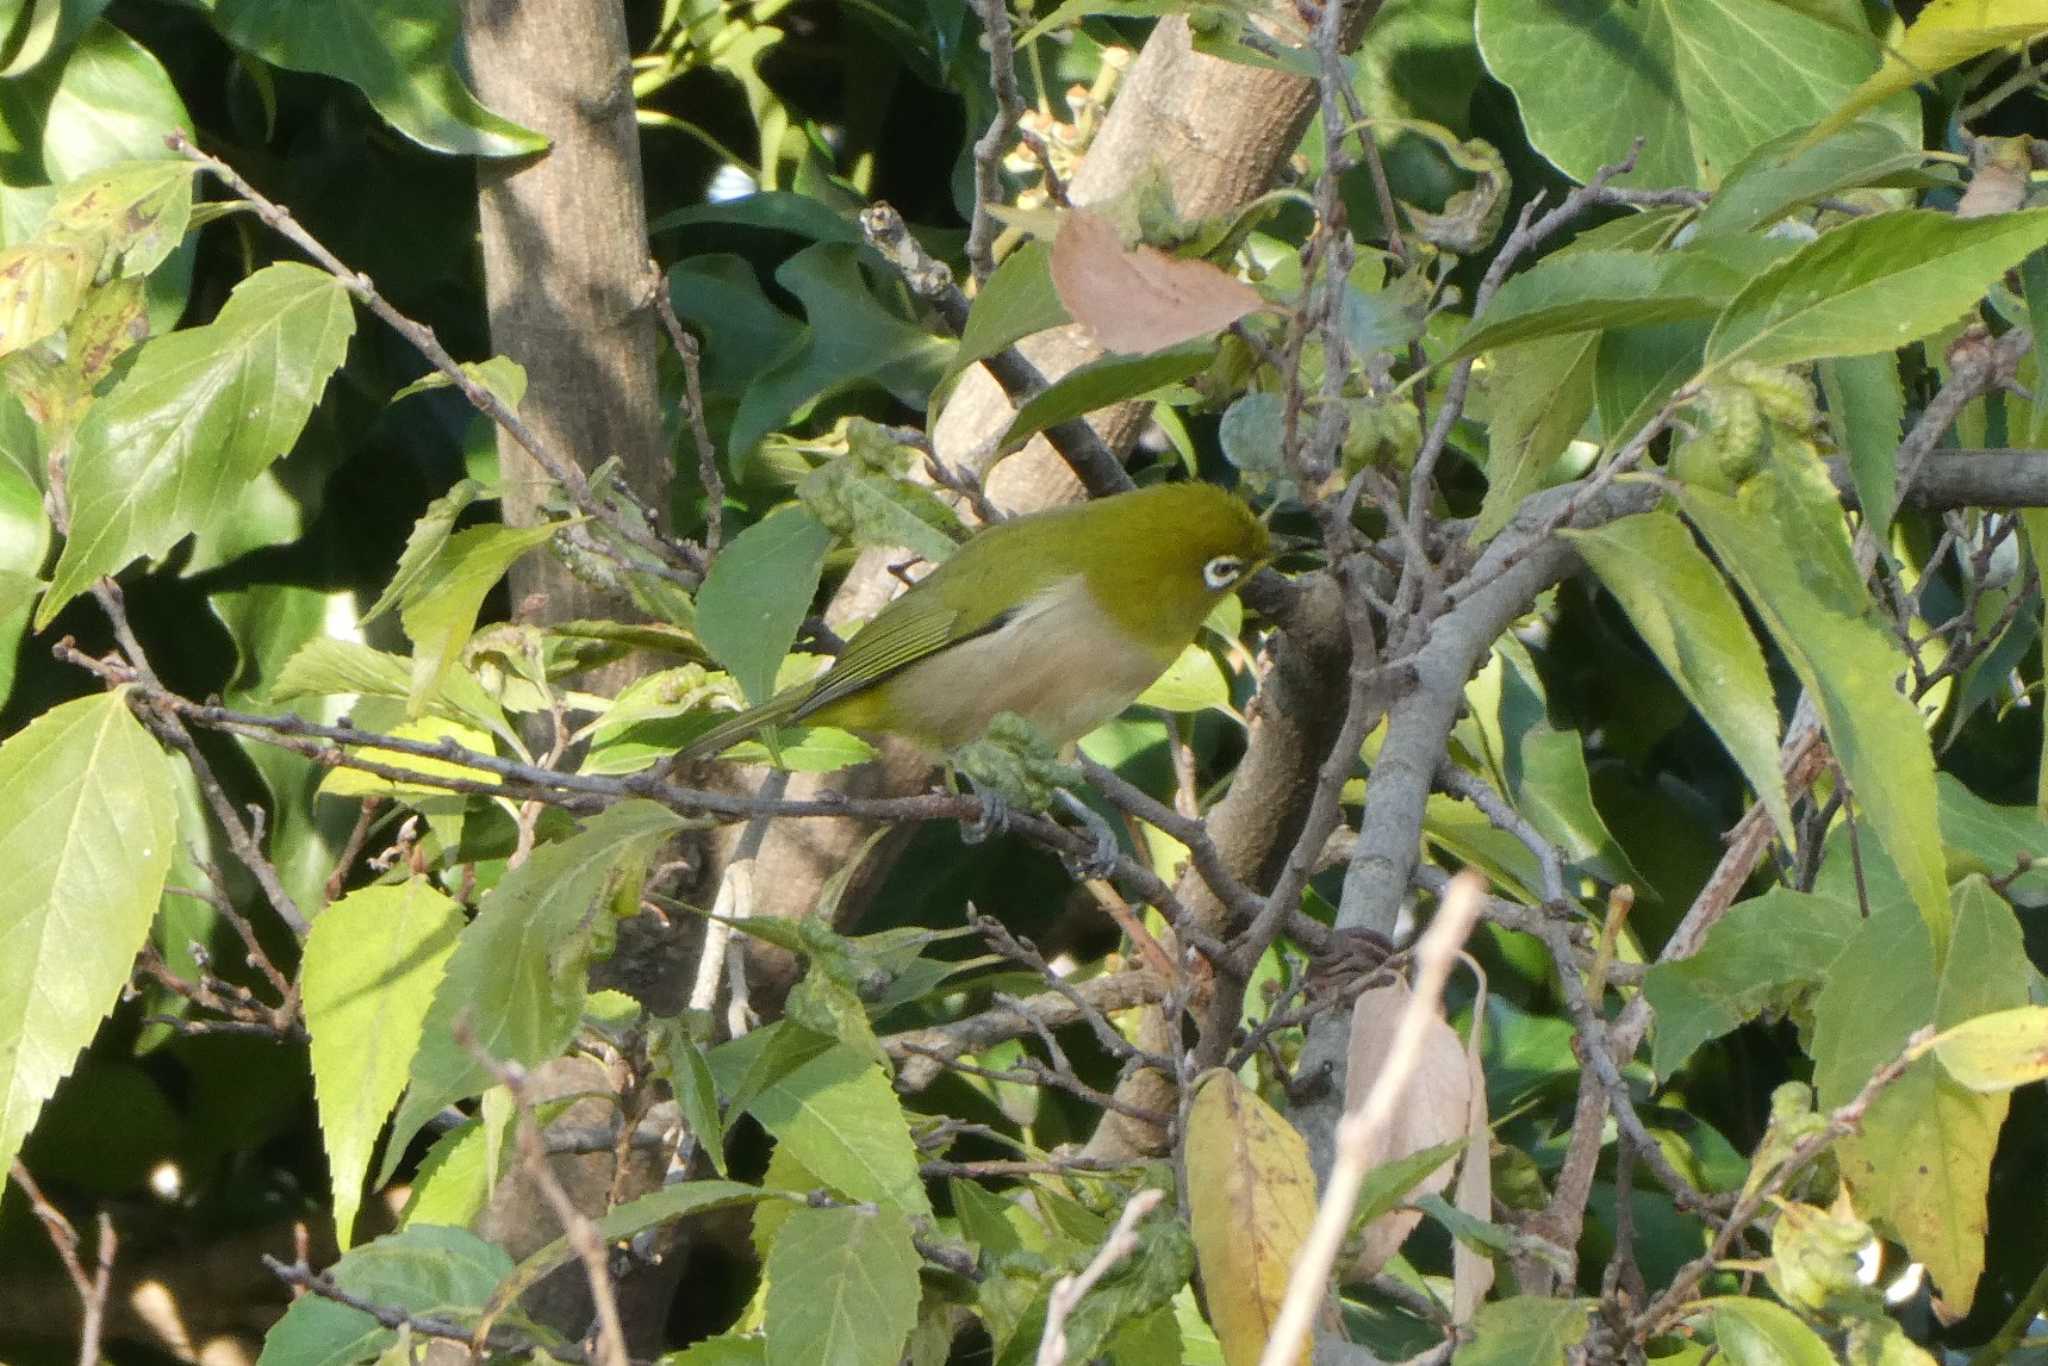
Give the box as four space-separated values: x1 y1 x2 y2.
1203 555 1245 590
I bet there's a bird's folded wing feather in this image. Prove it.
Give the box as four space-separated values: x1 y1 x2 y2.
792 598 988 719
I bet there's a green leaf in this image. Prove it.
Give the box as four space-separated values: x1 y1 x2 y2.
0 0 111 80
397 521 563 717
1802 0 2048 150
1678 480 1950 941
256 1225 513 1366
1564 509 1790 843
1507 722 1644 888
1472 332 1596 541
499 1179 793 1313
43 158 196 279
1450 1296 1590 1366
722 243 954 463
763 1204 921 1366
1818 353 1904 538
41 262 355 627
722 725 878 774
1218 390 1286 490
798 423 966 566
651 191 865 245
667 254 806 444
1817 881 2029 1317
1136 641 1232 714
1449 251 1745 363
1592 320 1710 450
379 799 683 1184
1641 888 1859 1079
935 239 1070 410
1704 1297 1836 1366
302 878 464 1250
657 1024 728 1177
0 691 176 1177
1705 210 2048 373
0 402 49 712
1694 123 1922 239
996 340 1214 456
1352 1136 1471 1228
745 1043 931 1216
213 0 546 157
389 355 526 410
272 636 514 746
695 504 834 707
0 238 91 359
361 479 484 624
38 21 194 180
395 1119 495 1231
1811 896 1936 1107
1936 773 2048 906
666 1336 769 1364
1475 0 1901 191
1934 1006 2048 1092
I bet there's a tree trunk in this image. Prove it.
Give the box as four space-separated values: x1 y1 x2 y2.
462 0 666 682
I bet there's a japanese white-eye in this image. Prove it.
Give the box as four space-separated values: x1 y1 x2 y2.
680 481 1269 760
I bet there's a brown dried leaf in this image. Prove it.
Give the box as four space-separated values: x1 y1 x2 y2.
1184 1068 1316 1366
1050 208 1267 355
1956 137 2032 220
1343 978 1471 1280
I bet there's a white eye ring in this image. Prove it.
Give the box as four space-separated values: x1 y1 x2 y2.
1203 555 1245 590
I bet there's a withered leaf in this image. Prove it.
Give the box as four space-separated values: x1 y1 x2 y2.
1050 208 1267 355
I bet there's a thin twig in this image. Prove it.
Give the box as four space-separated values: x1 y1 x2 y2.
10 1162 116 1366
650 265 725 555
265 1256 598 1364
1036 1188 1166 1366
86 584 311 937
966 0 1025 282
458 1039 629 1366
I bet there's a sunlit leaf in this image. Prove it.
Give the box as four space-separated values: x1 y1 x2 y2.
41 262 354 626
0 691 175 1178
213 0 546 157
302 878 463 1249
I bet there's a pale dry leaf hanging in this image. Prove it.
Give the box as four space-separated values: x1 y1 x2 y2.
1050 208 1268 355
1183 1068 1317 1366
1451 957 1495 1321
1955 137 2031 220
1343 977 1472 1281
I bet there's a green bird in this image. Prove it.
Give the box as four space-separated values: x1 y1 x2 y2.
678 481 1270 761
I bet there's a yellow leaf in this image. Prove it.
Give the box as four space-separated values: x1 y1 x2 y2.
317 716 498 800
1933 1006 2048 1091
1805 1 2048 148
1184 1069 1317 1366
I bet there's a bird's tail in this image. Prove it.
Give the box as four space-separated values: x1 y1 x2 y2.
673 688 808 763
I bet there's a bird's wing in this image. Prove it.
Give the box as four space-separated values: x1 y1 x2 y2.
792 594 1013 720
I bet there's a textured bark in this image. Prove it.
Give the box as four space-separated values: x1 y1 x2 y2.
462 0 665 693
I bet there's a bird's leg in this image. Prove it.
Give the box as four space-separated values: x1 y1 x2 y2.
959 770 1013 845
1054 789 1122 879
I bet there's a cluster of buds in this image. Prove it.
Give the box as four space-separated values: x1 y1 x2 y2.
1002 48 1130 210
